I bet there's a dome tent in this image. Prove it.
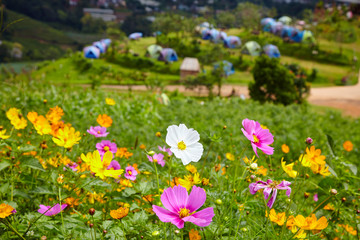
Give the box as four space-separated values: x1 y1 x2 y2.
213 60 235 76
201 28 212 40
242 41 261 56
223 36 241 49
158 48 178 62
129 32 143 40
271 22 284 35
93 41 107 53
278 16 292 25
83 46 100 59
261 18 276 32
302 30 315 44
146 45 163 59
101 39 111 47
263 44 281 58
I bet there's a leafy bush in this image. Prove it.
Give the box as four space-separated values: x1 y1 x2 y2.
249 55 301 105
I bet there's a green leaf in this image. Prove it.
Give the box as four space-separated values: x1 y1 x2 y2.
327 165 338 178
13 189 31 199
341 162 357 175
0 161 10 172
21 158 46 171
326 134 335 157
29 186 56 195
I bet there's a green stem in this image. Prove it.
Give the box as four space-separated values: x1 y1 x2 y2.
1 219 26 240
59 187 64 229
168 156 172 186
200 142 213 177
309 195 333 216
153 162 160 196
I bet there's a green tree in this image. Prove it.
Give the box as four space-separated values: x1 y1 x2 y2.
80 14 106 33
249 56 300 105
235 2 261 30
216 11 236 29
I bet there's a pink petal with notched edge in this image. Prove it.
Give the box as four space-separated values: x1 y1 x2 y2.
242 119 256 135
263 187 272 200
257 143 274 155
160 187 181 213
182 207 214 227
152 205 183 228
267 189 278 208
241 128 253 142
257 129 274 145
186 186 206 212
172 185 188 209
277 181 292 197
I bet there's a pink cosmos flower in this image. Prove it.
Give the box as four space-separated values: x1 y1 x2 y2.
124 166 138 181
249 179 291 208
87 126 109 138
38 203 68 216
152 185 214 229
241 119 274 157
65 162 78 172
313 193 318 202
107 160 121 170
158 145 173 156
96 140 117 156
147 153 165 167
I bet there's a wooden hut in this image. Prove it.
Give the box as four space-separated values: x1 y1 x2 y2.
180 57 200 80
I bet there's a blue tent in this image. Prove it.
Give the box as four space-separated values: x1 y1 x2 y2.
158 48 178 62
93 41 107 53
280 26 292 38
214 60 235 76
289 29 303 43
83 46 100 59
263 21 276 32
270 22 283 35
223 36 241 49
201 28 211 40
261 18 276 26
263 44 281 58
101 39 111 47
129 32 143 40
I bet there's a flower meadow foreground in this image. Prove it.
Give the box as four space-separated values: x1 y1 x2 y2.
0 99 359 240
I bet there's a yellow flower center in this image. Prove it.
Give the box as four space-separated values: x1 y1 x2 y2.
253 135 259 143
104 146 110 151
178 208 190 218
153 159 158 163
128 170 132 175
178 141 186 150
97 131 101 134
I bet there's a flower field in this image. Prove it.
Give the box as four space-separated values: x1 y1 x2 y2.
0 82 359 239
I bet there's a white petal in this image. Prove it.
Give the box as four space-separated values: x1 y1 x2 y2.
178 124 188 140
166 125 180 147
185 142 204 162
183 129 200 146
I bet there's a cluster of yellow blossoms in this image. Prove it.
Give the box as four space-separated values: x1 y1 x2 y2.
6 108 27 129
300 146 331 177
269 209 328 238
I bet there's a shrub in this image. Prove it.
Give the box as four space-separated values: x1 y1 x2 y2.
249 55 300 105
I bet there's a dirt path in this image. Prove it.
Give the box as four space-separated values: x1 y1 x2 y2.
96 70 360 118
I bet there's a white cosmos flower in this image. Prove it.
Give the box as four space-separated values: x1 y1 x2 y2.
165 124 204 165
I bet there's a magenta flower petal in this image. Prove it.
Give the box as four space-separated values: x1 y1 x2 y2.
96 140 117 156
313 193 318 202
182 207 215 227
186 186 206 212
124 166 137 181
267 189 278 208
152 205 180 223
263 187 272 200
257 143 274 155
87 126 109 138
107 160 121 170
38 203 67 216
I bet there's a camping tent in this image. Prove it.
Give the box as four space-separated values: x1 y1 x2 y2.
289 28 303 43
158 48 178 62
101 39 111 47
84 46 100 59
242 41 261 56
219 31 227 40
129 32 143 40
214 60 235 76
278 16 292 25
302 30 315 44
93 41 107 53
263 21 276 33
202 28 212 40
146 45 163 59
180 57 200 80
263 44 281 58
271 22 283 35
223 36 241 49
261 18 276 26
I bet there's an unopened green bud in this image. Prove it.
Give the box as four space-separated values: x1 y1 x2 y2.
215 199 223 205
152 231 160 236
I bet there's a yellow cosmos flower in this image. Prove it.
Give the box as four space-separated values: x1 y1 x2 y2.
281 158 298 178
27 112 52 135
81 150 123 180
110 207 129 219
179 172 201 191
281 144 290 154
294 214 328 230
226 153 235 161
189 229 201 240
269 209 286 226
323 203 335 210
339 224 357 236
186 164 197 174
52 125 81 149
0 129 10 139
6 108 27 130
105 98 116 106
0 203 14 218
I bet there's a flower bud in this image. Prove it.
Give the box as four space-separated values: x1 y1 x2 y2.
250 163 258 171
215 199 223 205
356 209 360 214
330 189 338 195
306 137 313 145
148 151 155 156
155 132 161 137
223 125 227 130
246 211 250 215
286 199 291 204
41 236 47 240
43 99 47 104
174 230 180 234
152 230 160 236
304 192 310 198
89 208 95 216
89 223 94 228
305 174 309 179
341 197 346 202
224 216 229 221
103 230 107 235
241 227 248 232
250 175 256 180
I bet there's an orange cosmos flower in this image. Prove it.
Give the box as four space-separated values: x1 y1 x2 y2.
281 144 290 154
189 229 201 240
110 207 129 219
97 114 112 127
0 203 14 218
269 209 286 226
46 106 64 123
343 141 353 152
